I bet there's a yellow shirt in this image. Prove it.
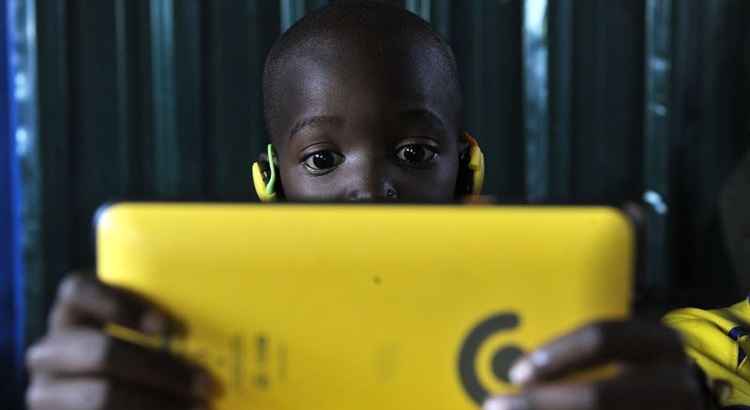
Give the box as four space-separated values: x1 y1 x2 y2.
664 300 750 408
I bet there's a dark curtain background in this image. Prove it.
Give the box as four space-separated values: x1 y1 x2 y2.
1 0 18 406
2 0 25 407
7 0 750 387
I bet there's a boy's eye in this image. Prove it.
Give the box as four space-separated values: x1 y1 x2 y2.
303 151 344 174
396 144 437 165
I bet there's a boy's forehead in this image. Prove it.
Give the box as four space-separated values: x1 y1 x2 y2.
271 35 460 138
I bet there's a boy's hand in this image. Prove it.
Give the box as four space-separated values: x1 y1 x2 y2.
26 274 217 410
484 321 709 410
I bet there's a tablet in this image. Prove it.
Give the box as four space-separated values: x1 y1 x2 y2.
96 204 633 410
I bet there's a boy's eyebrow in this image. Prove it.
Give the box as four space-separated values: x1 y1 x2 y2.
397 108 447 131
289 115 344 139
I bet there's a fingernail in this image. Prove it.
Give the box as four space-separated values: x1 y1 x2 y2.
716 382 732 402
529 349 550 367
192 371 219 399
483 396 528 410
140 310 168 334
26 345 48 364
508 359 534 385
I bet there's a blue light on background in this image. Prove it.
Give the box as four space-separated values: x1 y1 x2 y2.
2 0 26 406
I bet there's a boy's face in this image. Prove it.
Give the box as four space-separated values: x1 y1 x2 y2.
269 36 463 202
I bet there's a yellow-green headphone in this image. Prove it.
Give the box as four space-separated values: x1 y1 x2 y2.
462 132 485 197
251 144 278 202
251 132 485 202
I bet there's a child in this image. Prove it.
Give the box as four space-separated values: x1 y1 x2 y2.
663 150 750 408
258 0 467 202
25 2 717 410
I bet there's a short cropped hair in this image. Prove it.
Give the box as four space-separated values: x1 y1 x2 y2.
262 0 462 139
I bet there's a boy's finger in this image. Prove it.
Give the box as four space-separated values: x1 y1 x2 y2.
484 364 704 410
26 329 219 400
26 376 206 410
508 320 685 385
48 274 184 335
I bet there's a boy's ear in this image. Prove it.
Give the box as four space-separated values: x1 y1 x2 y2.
459 135 470 153
454 132 473 198
458 132 470 157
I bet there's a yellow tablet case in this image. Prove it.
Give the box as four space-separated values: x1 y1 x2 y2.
96 204 633 410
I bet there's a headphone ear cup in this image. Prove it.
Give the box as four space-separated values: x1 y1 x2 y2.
252 161 276 202
251 144 281 202
461 132 485 195
468 145 485 195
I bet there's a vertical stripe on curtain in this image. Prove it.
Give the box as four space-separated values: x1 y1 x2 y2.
1 0 25 407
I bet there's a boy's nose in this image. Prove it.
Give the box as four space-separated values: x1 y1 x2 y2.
345 171 398 202
347 186 398 202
